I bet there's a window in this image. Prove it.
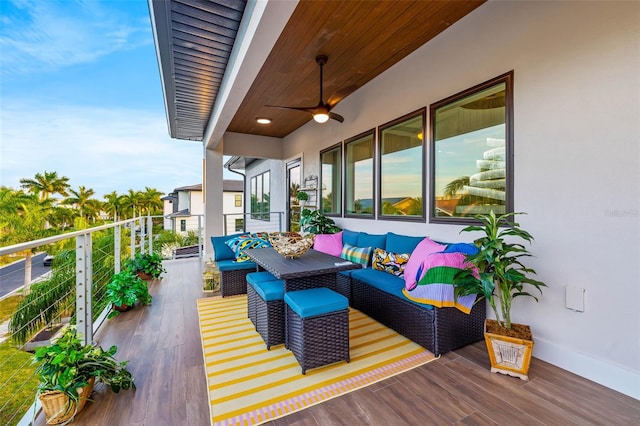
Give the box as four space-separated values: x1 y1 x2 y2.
345 130 375 217
378 109 425 220
180 219 186 232
320 143 342 216
234 194 242 207
250 171 270 220
234 218 244 232
430 72 513 223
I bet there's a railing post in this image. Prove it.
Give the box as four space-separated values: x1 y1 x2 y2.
223 213 228 236
114 224 121 273
140 216 146 253
198 215 203 259
279 212 283 232
76 233 93 345
130 220 135 258
147 215 153 254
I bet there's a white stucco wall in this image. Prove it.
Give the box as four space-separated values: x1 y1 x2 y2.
280 1 640 397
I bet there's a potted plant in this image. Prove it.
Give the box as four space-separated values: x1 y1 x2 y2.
124 252 166 280
299 209 340 234
34 327 135 424
454 210 546 380
106 270 152 318
295 190 309 207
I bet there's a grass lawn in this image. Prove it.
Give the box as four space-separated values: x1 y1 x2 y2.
0 294 23 323
0 341 39 426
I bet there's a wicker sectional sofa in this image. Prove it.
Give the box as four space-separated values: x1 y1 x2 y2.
335 229 486 357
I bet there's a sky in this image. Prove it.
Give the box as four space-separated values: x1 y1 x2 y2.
0 0 232 199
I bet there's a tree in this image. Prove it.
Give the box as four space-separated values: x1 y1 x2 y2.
0 196 55 293
64 186 96 220
139 187 164 215
103 191 122 221
19 171 70 201
119 189 143 219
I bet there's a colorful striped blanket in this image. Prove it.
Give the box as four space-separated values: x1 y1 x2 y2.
402 251 478 314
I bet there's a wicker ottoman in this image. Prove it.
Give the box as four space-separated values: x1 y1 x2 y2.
217 260 257 297
284 288 350 374
253 279 286 350
246 272 279 328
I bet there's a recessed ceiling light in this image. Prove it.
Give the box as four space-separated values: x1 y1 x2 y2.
256 118 271 124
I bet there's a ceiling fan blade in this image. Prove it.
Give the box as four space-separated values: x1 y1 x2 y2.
265 104 318 112
329 112 344 123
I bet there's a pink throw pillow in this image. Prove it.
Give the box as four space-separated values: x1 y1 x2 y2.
313 231 344 257
403 237 446 290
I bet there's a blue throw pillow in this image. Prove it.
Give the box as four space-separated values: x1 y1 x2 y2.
211 232 246 261
441 242 479 256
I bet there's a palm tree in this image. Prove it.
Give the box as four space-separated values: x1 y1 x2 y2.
139 187 164 215
103 191 122 221
64 186 96 220
0 195 55 293
19 170 70 201
444 176 470 197
120 189 143 219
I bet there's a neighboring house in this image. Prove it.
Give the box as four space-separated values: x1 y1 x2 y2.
162 180 243 234
149 1 639 399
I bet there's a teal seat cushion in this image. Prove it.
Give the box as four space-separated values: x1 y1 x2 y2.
246 271 278 285
386 232 424 254
351 268 434 310
284 288 348 318
211 233 247 261
254 280 285 301
216 259 256 272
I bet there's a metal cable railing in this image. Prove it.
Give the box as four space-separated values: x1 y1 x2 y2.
0 217 152 426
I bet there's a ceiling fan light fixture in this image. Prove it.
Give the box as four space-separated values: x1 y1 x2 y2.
256 117 271 124
313 113 330 123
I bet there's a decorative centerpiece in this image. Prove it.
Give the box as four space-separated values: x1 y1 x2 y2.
269 232 315 259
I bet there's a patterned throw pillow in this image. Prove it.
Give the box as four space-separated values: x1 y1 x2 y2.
340 243 372 266
372 248 410 277
225 233 271 262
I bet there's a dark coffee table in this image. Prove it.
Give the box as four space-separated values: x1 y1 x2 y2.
243 247 361 292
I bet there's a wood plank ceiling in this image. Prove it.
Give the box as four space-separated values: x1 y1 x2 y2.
152 0 485 141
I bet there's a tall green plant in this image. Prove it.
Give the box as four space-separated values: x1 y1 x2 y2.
299 209 340 234
454 210 546 330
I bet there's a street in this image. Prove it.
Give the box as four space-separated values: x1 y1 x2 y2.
0 252 50 298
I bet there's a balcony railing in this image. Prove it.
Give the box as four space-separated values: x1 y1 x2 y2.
0 217 156 426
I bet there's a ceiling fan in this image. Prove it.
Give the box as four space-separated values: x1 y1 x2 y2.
266 55 344 124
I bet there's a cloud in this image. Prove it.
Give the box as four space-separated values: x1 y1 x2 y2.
0 0 151 75
0 100 204 198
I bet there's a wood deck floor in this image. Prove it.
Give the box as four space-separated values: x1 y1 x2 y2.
35 258 639 425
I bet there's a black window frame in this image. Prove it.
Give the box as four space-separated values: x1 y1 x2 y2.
319 142 343 217
250 170 270 221
377 108 426 222
344 129 376 219
429 71 514 224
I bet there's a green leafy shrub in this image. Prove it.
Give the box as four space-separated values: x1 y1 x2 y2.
299 209 340 234
106 271 152 318
34 327 134 417
124 252 166 279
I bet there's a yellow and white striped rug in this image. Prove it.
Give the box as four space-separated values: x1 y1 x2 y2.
197 295 436 426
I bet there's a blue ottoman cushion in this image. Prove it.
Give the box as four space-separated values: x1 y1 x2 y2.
285 288 348 318
254 280 285 302
247 271 279 285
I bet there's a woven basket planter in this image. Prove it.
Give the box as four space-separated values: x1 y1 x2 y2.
484 319 534 381
39 377 95 424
